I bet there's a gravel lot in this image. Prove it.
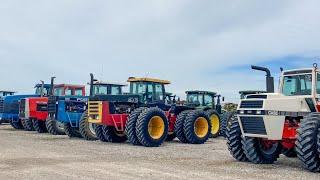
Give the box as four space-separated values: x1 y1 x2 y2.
0 125 318 180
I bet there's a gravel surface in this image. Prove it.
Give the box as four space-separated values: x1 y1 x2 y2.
0 125 318 180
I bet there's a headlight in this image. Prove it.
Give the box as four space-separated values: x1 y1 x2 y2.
239 110 245 114
256 110 262 115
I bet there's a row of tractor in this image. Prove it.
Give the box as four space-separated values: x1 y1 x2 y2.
1 63 320 173
0 74 228 148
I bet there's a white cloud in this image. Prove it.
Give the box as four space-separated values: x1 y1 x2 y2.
0 0 319 102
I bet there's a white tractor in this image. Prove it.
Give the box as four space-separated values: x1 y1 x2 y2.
226 64 320 172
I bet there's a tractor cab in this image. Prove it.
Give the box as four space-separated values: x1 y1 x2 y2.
186 91 223 114
34 84 51 96
127 77 170 104
0 91 15 97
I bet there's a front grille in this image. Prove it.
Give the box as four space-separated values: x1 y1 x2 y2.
240 116 266 135
88 101 102 123
240 100 263 109
36 103 48 111
47 96 57 113
19 99 26 118
0 98 4 113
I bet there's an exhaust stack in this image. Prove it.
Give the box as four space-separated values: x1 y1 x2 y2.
251 65 274 93
50 77 56 96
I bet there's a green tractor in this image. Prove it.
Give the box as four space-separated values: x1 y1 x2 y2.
185 91 224 138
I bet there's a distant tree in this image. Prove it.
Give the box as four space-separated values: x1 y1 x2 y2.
223 103 238 112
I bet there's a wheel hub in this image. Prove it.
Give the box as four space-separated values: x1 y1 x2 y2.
194 117 209 138
148 116 165 139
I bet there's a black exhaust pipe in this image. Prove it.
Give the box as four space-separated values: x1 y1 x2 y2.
40 80 45 97
50 77 56 96
251 65 274 93
90 73 94 96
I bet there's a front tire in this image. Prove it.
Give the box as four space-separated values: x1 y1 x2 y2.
33 119 47 133
103 126 127 143
95 125 108 142
136 107 168 147
64 123 82 138
10 119 24 130
46 116 65 135
243 137 282 164
21 119 34 131
296 113 320 172
79 111 97 141
184 110 211 144
125 107 147 145
226 114 248 162
174 110 191 143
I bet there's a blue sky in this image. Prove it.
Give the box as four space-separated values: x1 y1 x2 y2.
0 1 319 102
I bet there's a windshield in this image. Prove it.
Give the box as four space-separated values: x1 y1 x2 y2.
93 85 122 95
75 88 84 96
35 87 50 96
187 94 203 105
54 87 64 96
282 74 312 96
130 82 165 102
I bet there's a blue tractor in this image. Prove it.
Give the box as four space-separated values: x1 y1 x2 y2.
47 74 125 140
0 84 51 129
0 91 16 125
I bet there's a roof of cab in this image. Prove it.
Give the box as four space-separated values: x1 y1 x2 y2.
186 90 217 96
54 84 85 88
94 81 127 86
0 90 15 93
127 77 171 84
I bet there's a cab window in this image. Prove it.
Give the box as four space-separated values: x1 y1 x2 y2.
111 86 122 95
155 84 164 101
146 84 153 102
75 88 83 96
283 74 312 96
93 85 108 95
65 88 72 96
204 95 213 106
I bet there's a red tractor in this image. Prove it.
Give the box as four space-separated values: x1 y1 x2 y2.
19 78 85 134
88 77 211 147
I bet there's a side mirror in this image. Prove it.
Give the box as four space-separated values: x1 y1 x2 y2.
222 97 225 102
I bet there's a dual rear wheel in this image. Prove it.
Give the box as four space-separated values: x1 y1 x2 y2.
125 107 168 147
174 110 211 144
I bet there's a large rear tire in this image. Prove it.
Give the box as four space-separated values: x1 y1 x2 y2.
46 116 65 135
79 111 97 141
136 107 168 147
174 110 191 143
243 137 282 164
103 126 127 143
95 125 108 142
226 114 248 162
21 119 34 131
184 110 211 144
32 119 47 133
206 110 221 138
10 119 24 130
220 111 235 138
64 123 82 138
125 107 147 145
296 113 320 172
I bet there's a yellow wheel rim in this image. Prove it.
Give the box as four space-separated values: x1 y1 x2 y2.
194 117 209 138
148 116 165 139
210 114 220 135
